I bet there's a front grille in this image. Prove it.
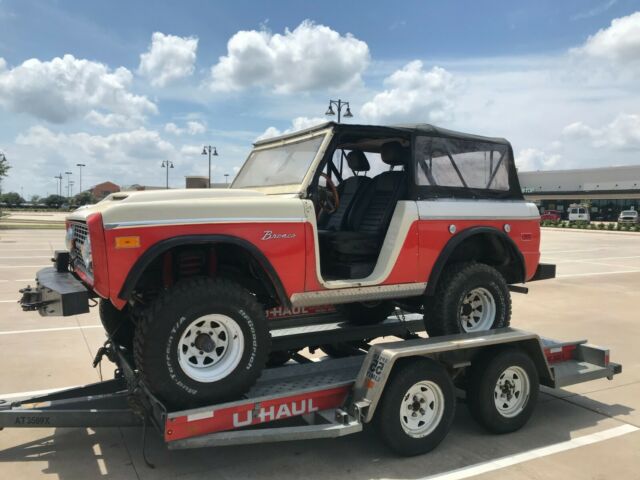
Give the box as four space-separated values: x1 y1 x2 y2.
70 221 92 279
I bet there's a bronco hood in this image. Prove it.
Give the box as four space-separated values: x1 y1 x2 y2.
67 188 307 227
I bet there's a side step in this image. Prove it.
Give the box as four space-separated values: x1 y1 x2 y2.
167 409 362 450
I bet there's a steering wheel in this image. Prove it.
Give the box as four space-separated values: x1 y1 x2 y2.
318 173 340 215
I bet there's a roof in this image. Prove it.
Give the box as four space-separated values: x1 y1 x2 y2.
518 164 640 193
253 121 510 147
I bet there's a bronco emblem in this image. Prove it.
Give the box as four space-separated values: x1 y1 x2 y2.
261 230 296 240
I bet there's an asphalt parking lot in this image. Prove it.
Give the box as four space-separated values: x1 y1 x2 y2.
0 228 638 479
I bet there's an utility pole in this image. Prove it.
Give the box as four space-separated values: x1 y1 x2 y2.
161 161 174 189
76 163 86 193
201 146 218 188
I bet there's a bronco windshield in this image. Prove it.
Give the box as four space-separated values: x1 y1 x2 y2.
232 135 325 190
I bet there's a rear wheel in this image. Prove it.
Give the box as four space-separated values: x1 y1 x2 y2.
338 301 395 325
466 348 539 433
134 277 270 409
424 262 511 337
374 359 455 456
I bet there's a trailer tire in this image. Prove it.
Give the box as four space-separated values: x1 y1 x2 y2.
374 358 455 456
134 277 270 409
424 262 511 337
466 348 539 434
338 301 395 325
99 299 134 350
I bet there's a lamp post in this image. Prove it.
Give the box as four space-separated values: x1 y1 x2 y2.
325 99 353 123
224 173 229 186
201 146 218 188
69 180 74 197
161 160 174 189
54 174 62 197
76 163 86 193
0 152 5 195
64 171 73 200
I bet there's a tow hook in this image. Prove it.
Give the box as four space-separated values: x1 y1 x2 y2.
92 341 117 368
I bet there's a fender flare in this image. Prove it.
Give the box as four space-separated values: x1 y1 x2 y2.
424 226 526 296
117 234 290 307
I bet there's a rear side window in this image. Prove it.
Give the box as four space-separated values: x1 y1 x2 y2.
415 137 510 191
578 208 586 214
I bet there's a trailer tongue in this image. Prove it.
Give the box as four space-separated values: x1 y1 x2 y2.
0 316 621 459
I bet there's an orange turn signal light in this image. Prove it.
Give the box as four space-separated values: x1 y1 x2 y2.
114 236 141 249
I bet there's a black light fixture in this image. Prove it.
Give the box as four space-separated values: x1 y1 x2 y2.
325 99 353 123
161 160 174 189
202 145 219 188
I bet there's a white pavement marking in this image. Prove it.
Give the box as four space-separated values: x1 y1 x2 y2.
0 265 48 268
549 255 640 263
0 279 37 282
0 300 18 303
421 424 639 480
0 325 102 335
557 270 640 279
0 385 81 400
0 256 52 259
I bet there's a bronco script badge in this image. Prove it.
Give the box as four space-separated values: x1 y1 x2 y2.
261 230 296 240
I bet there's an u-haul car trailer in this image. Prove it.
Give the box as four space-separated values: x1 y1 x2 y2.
0 314 621 461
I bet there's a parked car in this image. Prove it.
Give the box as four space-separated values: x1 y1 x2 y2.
540 210 561 222
618 210 639 225
20 121 555 409
568 205 590 223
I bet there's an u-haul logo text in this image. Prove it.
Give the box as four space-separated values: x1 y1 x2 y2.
232 399 318 427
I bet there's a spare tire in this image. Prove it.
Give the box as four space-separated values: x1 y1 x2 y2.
134 277 270 409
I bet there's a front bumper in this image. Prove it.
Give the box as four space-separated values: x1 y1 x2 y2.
19 265 90 317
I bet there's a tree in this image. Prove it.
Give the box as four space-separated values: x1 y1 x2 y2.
0 192 25 206
42 194 66 208
30 195 41 204
74 191 96 206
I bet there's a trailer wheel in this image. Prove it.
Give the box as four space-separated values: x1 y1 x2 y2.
424 262 511 337
134 277 270 409
374 359 455 456
338 301 395 325
466 348 539 434
99 299 134 349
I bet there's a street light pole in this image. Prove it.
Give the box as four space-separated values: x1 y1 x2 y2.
201 146 218 188
76 163 86 193
224 174 229 186
161 160 174 189
54 174 62 196
325 99 354 123
64 171 73 200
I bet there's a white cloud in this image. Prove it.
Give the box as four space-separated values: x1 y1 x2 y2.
563 113 640 149
138 32 198 87
210 20 369 93
164 120 206 135
0 54 156 124
85 110 139 129
256 116 326 140
571 0 617 21
360 61 456 124
571 11 640 64
515 148 562 171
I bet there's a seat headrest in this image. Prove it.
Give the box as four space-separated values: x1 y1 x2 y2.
381 141 407 166
346 150 370 172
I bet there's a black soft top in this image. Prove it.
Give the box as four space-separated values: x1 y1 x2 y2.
253 121 510 147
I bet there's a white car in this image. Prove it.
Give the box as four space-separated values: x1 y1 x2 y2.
618 210 639 225
568 206 590 223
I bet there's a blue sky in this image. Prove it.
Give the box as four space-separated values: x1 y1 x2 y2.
0 0 639 197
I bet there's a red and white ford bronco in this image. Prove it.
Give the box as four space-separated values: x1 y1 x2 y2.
20 122 554 408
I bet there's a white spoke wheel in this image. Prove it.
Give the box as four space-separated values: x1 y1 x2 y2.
459 287 496 332
374 359 455 456
466 348 539 434
494 366 530 418
177 314 244 383
400 381 445 438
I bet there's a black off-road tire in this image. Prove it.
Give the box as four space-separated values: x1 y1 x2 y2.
133 277 270 409
424 262 511 337
320 341 366 358
374 358 456 456
338 301 395 325
99 299 135 350
466 348 539 434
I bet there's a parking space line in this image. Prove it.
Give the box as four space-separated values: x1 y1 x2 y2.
556 270 640 279
0 325 102 335
0 385 81 400
0 265 49 268
0 256 52 259
421 424 638 480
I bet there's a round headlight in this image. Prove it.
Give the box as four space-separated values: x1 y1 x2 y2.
65 225 75 250
81 235 92 270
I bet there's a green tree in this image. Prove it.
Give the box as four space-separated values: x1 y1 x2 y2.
73 190 96 206
42 194 66 208
0 192 25 206
0 153 10 198
30 194 41 204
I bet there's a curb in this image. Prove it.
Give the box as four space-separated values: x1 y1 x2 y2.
541 227 640 237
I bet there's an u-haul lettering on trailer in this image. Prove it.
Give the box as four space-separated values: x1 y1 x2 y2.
232 399 318 427
366 353 389 383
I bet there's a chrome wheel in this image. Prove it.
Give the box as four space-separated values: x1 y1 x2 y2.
177 314 244 383
400 381 445 438
494 366 530 418
459 287 496 332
